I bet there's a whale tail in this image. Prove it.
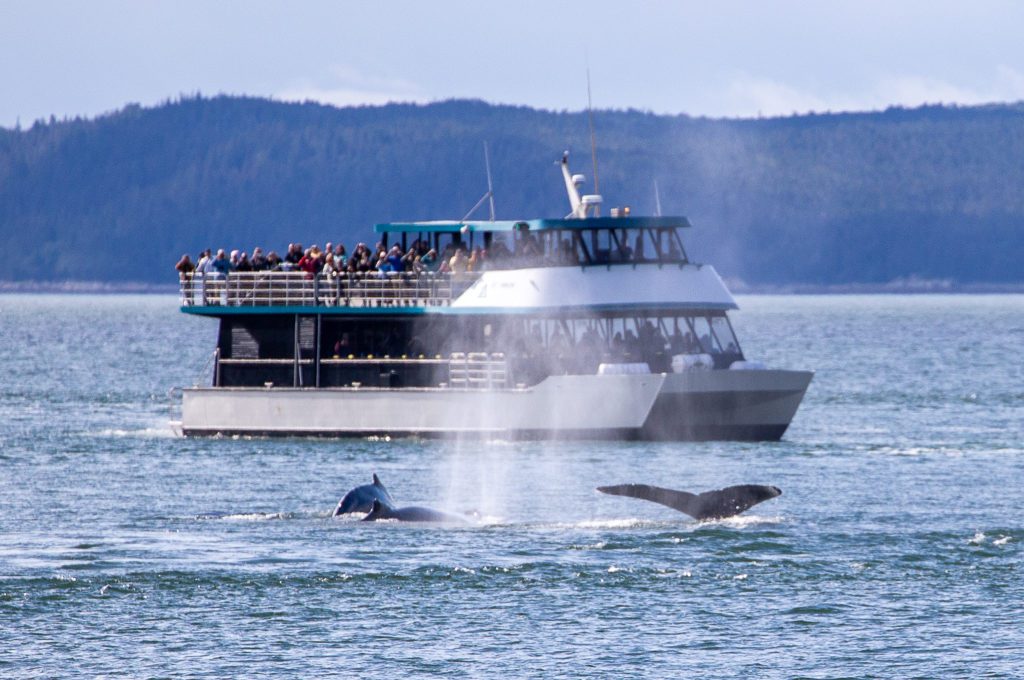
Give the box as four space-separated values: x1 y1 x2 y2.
597 483 781 520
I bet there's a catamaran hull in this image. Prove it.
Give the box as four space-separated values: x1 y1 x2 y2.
179 370 811 441
641 369 813 441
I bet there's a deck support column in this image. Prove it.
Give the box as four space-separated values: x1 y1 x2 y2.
315 314 322 387
293 315 300 387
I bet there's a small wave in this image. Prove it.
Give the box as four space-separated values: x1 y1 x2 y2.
571 518 660 530
569 541 608 550
94 426 176 439
993 536 1012 546
195 511 293 521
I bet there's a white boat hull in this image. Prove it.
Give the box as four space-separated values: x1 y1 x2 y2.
180 369 812 440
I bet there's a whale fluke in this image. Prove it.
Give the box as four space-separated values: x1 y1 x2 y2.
362 499 467 524
597 483 782 520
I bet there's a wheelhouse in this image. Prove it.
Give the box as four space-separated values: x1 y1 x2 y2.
375 216 691 269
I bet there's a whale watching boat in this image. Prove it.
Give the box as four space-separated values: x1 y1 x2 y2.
174 154 812 439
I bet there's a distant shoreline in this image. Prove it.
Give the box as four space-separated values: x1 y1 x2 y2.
726 281 1024 294
0 281 178 294
2 280 1023 295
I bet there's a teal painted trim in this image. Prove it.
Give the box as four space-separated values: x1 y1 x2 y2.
180 300 736 317
374 215 691 234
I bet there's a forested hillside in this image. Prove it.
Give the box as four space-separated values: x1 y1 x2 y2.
1 95 1022 285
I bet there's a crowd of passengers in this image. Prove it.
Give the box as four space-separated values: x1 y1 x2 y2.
176 236 553 279
175 231 685 279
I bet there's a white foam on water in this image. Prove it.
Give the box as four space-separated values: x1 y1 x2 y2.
968 531 986 545
705 514 785 528
993 536 1011 546
95 426 177 439
201 512 286 521
571 518 659 530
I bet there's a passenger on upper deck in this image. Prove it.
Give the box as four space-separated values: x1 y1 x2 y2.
250 247 267 270
385 245 405 272
175 254 195 276
467 246 484 272
211 249 231 277
448 247 468 274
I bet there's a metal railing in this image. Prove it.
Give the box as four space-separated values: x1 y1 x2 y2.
178 271 481 308
448 352 509 389
202 353 512 390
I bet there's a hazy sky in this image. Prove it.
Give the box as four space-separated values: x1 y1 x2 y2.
3 0 1024 127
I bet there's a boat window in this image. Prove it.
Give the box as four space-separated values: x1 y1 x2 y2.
688 316 721 354
588 229 611 264
710 316 740 355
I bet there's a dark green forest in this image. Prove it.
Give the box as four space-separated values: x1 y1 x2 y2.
1 95 1023 285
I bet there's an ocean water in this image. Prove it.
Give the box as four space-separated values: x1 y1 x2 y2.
0 294 1022 678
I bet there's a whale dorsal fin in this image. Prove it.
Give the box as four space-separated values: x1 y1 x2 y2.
371 474 397 508
362 499 385 522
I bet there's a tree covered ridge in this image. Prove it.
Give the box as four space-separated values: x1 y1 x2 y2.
1 95 1022 284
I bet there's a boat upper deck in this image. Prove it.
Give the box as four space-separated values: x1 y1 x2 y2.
179 270 481 313
177 215 735 315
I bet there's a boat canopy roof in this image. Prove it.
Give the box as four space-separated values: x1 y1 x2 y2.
374 215 692 235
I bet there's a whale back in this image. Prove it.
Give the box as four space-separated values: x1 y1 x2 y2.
334 474 397 516
598 483 781 520
362 500 465 523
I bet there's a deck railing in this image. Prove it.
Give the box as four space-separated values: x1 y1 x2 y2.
211 353 511 389
179 271 481 308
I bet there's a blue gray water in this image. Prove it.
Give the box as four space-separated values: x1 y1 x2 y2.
1 294 1022 678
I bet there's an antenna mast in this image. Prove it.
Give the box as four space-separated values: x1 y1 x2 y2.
460 142 497 222
586 68 600 206
484 141 496 221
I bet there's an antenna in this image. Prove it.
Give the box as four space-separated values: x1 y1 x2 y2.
654 179 663 217
484 141 496 221
460 142 497 222
586 68 600 203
